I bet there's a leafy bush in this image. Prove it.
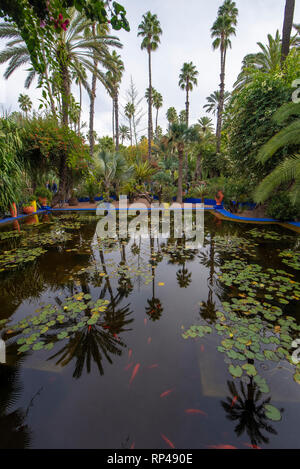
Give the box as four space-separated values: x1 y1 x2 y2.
266 192 298 221
35 187 52 200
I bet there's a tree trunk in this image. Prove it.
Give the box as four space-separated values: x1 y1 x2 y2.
216 39 226 153
147 48 153 160
112 98 115 145
78 82 82 135
185 82 189 127
155 108 159 136
115 92 120 151
129 118 133 146
281 0 295 65
195 152 202 181
176 144 184 204
89 23 97 157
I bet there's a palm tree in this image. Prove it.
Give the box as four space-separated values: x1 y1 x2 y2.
119 125 130 145
178 62 198 126
153 89 163 136
94 151 131 200
169 123 198 203
18 93 32 118
105 51 124 151
124 102 135 146
254 102 300 205
281 0 296 65
138 11 162 160
204 90 231 115
234 31 283 91
166 107 178 131
193 117 215 180
198 116 214 133
211 0 238 152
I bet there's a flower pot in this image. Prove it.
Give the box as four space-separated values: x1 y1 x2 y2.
68 197 78 206
9 203 17 218
23 206 35 215
38 197 48 206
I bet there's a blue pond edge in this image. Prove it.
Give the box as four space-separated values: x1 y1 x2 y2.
0 203 299 231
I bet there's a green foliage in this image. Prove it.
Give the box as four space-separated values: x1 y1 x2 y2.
35 187 52 200
265 192 298 221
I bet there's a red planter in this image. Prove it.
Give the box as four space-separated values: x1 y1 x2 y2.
9 203 17 218
23 206 35 215
38 197 48 206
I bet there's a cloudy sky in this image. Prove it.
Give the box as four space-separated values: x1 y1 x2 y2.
0 0 299 139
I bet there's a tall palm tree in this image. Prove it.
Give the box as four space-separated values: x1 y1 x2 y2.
119 125 130 145
178 62 198 127
193 117 215 181
124 102 135 146
105 51 124 151
254 102 300 205
138 11 162 160
204 90 231 115
281 0 296 65
169 123 198 203
211 0 238 152
18 93 32 118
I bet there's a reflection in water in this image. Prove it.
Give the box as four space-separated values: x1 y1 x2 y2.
221 379 278 447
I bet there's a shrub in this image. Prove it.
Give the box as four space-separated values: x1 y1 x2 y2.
266 192 298 221
35 187 52 200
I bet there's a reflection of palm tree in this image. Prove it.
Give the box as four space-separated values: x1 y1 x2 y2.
145 238 164 321
176 267 192 288
221 379 278 447
0 344 31 448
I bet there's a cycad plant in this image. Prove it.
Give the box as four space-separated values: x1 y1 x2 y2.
254 102 300 205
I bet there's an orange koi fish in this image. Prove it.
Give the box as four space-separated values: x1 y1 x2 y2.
161 434 175 449
129 364 140 385
231 396 238 408
243 443 261 450
124 362 133 371
128 349 132 360
160 389 173 398
208 444 237 450
130 442 135 449
185 409 207 416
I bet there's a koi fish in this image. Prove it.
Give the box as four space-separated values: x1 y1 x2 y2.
185 409 207 416
128 349 132 360
124 362 133 371
200 345 205 352
147 337 152 344
144 318 147 325
243 443 261 450
160 389 173 398
208 444 237 450
148 364 158 369
88 325 92 332
129 364 140 385
231 396 238 408
161 434 175 449
130 442 135 450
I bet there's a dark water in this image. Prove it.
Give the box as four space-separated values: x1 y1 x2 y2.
0 211 299 449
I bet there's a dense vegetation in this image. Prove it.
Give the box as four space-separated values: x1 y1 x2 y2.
0 0 299 220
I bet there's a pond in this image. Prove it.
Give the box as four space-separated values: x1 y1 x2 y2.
0 210 299 449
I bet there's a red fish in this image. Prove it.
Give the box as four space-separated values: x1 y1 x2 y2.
147 337 152 344
161 434 175 449
160 389 173 398
128 349 132 360
129 364 140 385
208 444 237 450
88 325 92 332
148 364 158 369
200 345 205 352
124 362 133 371
185 409 207 416
243 443 261 450
130 442 135 449
144 318 147 325
231 396 238 408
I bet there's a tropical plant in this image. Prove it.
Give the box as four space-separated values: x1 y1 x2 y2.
204 90 231 116
178 62 198 126
211 0 238 152
138 11 162 159
152 89 163 136
94 151 131 199
105 51 124 151
166 107 178 131
119 125 130 145
254 102 300 205
124 102 135 146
